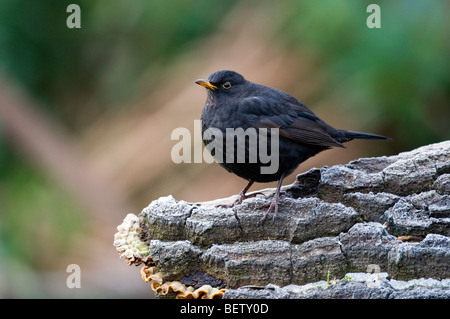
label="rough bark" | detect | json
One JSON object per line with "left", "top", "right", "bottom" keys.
{"left": 114, "top": 141, "right": 450, "bottom": 299}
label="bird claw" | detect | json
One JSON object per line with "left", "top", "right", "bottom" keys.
{"left": 257, "top": 201, "right": 278, "bottom": 226}
{"left": 257, "top": 193, "right": 285, "bottom": 225}
{"left": 218, "top": 192, "right": 260, "bottom": 209}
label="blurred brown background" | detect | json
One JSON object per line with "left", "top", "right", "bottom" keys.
{"left": 0, "top": 0, "right": 448, "bottom": 297}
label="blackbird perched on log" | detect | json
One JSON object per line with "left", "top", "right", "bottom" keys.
{"left": 196, "top": 70, "right": 388, "bottom": 223}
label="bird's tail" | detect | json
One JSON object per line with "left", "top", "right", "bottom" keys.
{"left": 337, "top": 130, "right": 391, "bottom": 143}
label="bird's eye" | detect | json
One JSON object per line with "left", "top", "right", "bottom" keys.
{"left": 222, "top": 82, "right": 231, "bottom": 89}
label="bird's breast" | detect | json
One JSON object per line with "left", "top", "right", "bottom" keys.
{"left": 201, "top": 103, "right": 248, "bottom": 131}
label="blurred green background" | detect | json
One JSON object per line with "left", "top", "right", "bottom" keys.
{"left": 0, "top": 0, "right": 448, "bottom": 298}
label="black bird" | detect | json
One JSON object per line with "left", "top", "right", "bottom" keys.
{"left": 196, "top": 70, "right": 388, "bottom": 223}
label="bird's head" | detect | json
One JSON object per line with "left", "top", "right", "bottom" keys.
{"left": 195, "top": 70, "right": 247, "bottom": 100}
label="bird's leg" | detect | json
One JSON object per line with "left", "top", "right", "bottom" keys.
{"left": 235, "top": 180, "right": 255, "bottom": 204}
{"left": 219, "top": 180, "right": 254, "bottom": 208}
{"left": 258, "top": 174, "right": 285, "bottom": 224}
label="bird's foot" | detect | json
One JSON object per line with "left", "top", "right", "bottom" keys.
{"left": 218, "top": 191, "right": 260, "bottom": 209}
{"left": 257, "top": 192, "right": 285, "bottom": 225}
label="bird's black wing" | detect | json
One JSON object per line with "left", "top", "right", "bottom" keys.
{"left": 238, "top": 95, "right": 344, "bottom": 148}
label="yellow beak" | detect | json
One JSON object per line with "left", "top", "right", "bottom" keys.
{"left": 195, "top": 79, "right": 218, "bottom": 90}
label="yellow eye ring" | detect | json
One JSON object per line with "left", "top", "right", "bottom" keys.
{"left": 222, "top": 82, "right": 231, "bottom": 89}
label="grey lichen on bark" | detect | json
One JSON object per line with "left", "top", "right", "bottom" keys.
{"left": 114, "top": 141, "right": 450, "bottom": 299}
